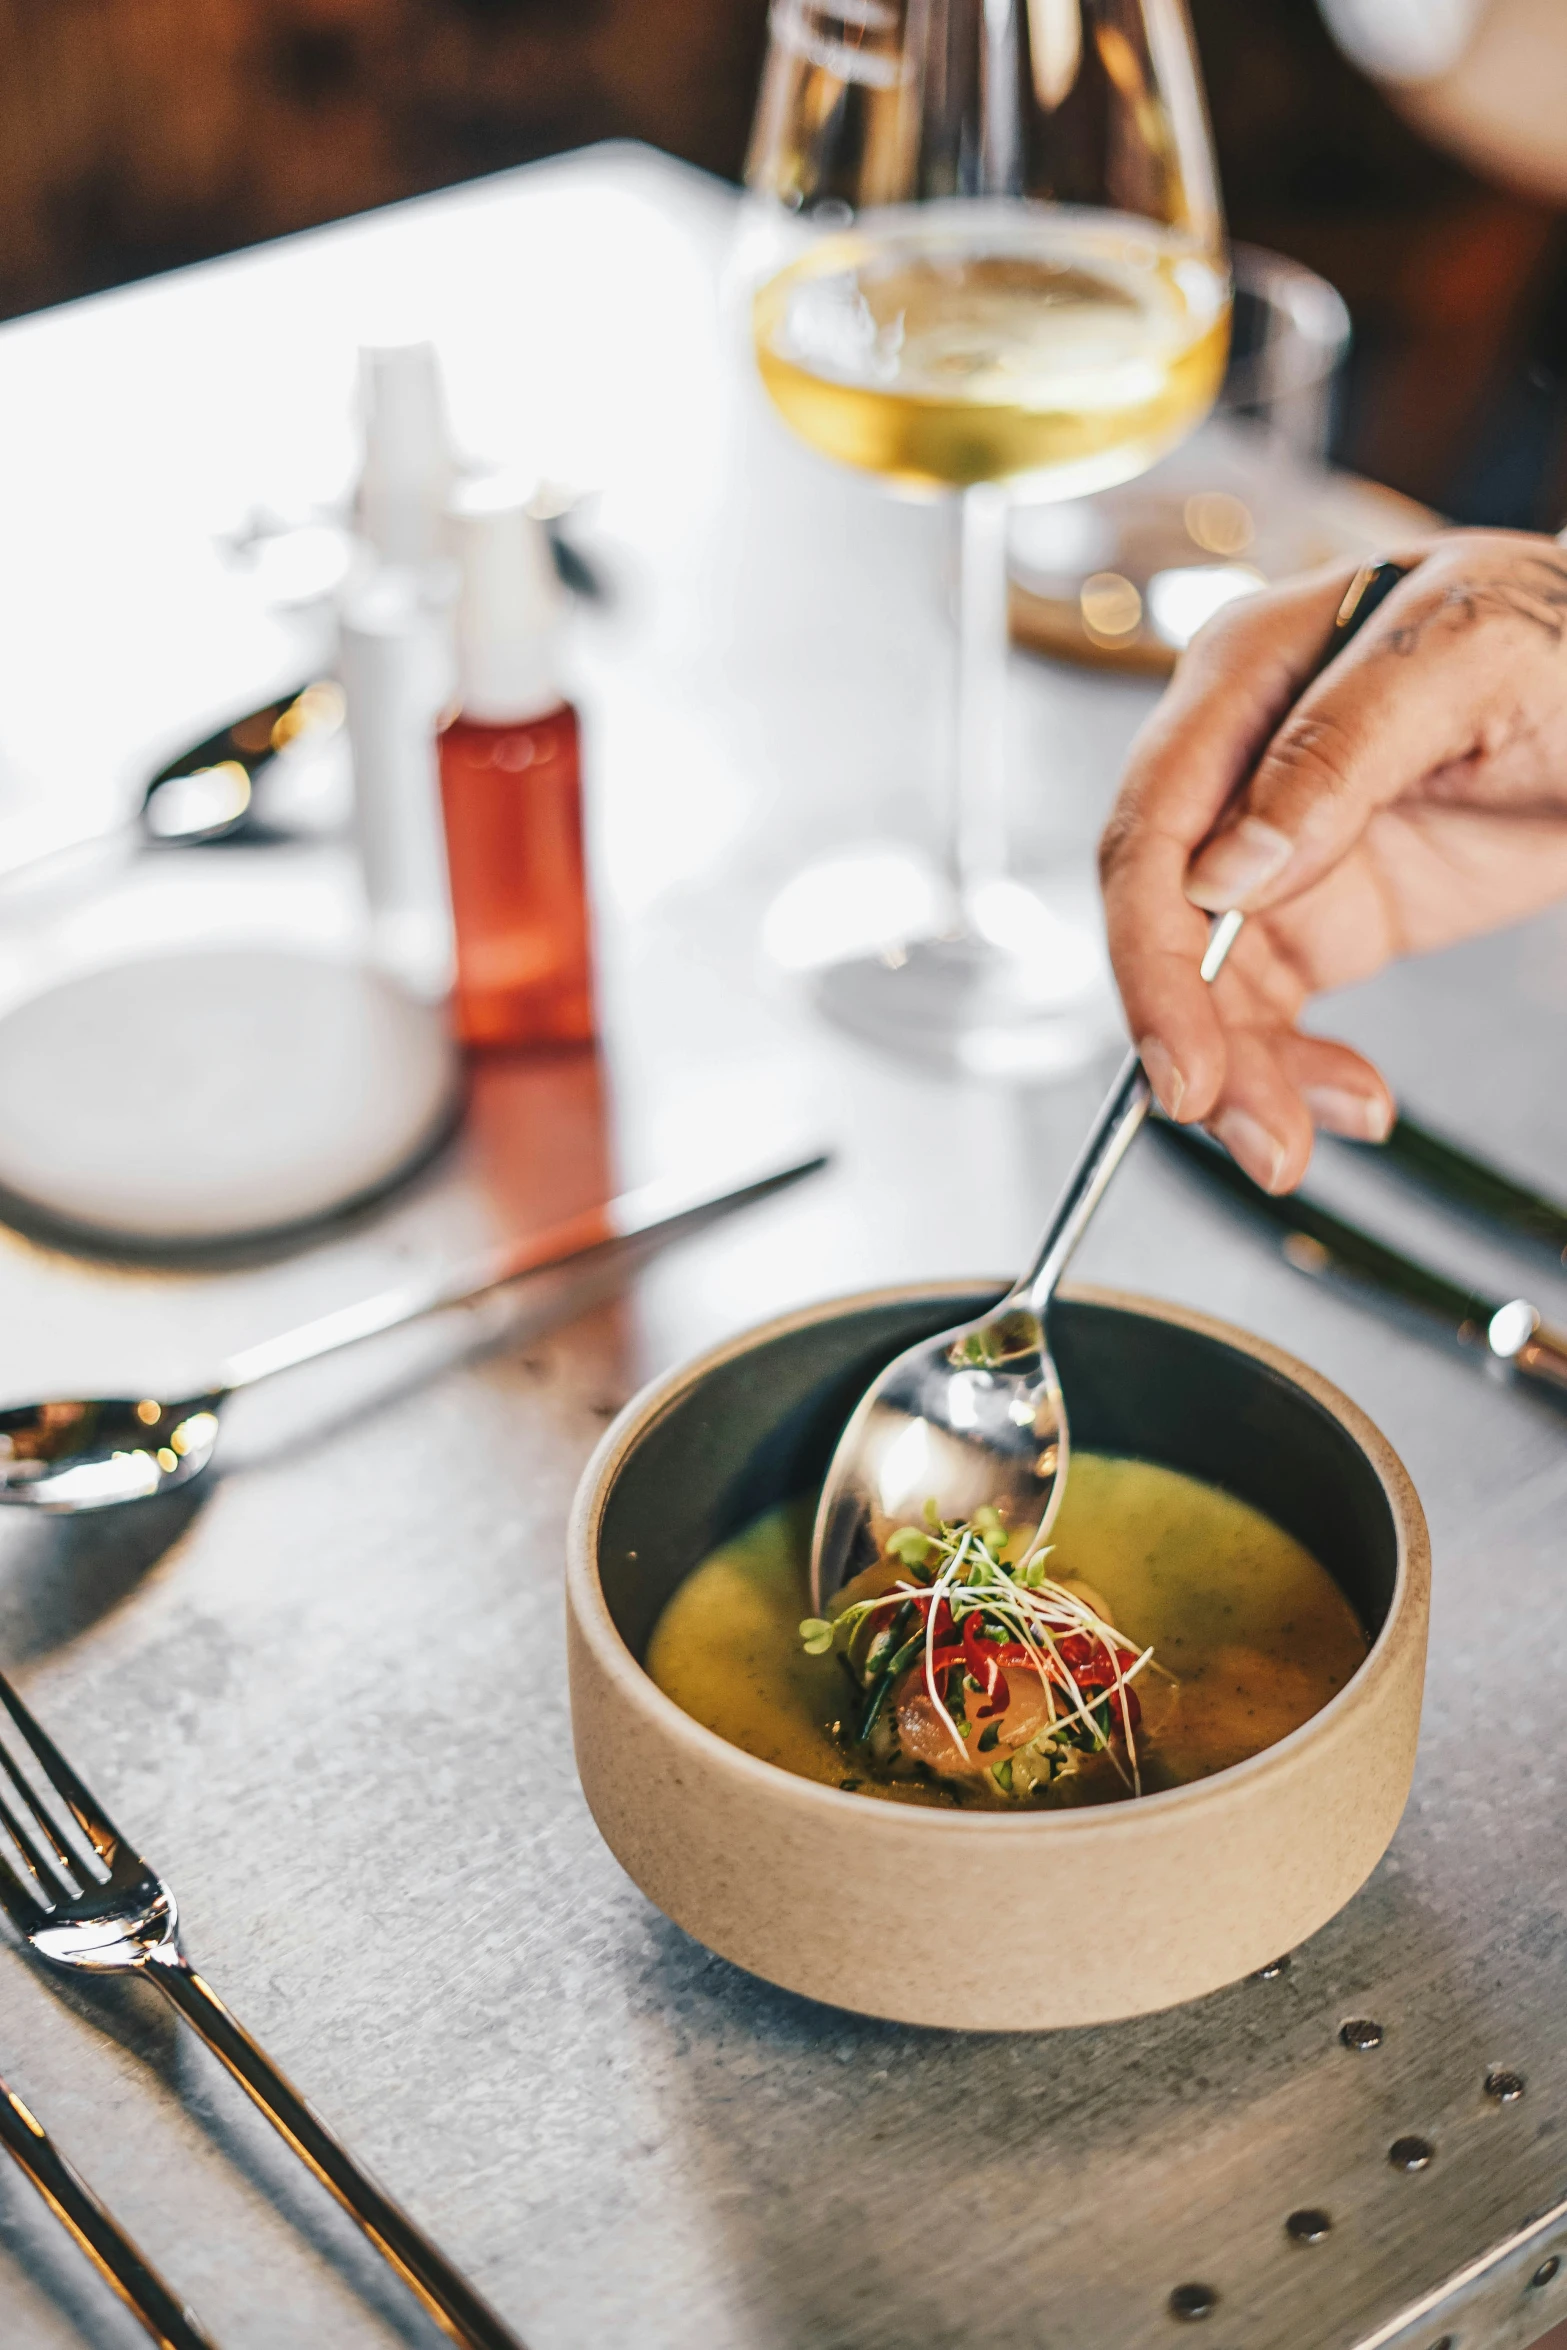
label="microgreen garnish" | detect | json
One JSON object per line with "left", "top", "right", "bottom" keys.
{"left": 800, "top": 1504, "right": 1158, "bottom": 1801}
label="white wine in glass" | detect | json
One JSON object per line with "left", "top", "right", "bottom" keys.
{"left": 755, "top": 208, "right": 1228, "bottom": 492}
{"left": 746, "top": 0, "right": 1230, "bottom": 1078}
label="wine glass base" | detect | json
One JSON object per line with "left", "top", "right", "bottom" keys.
{"left": 767, "top": 855, "right": 1119, "bottom": 1082}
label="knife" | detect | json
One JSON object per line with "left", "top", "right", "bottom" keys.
{"left": 1359, "top": 1111, "right": 1567, "bottom": 1264}
{"left": 1153, "top": 1117, "right": 1567, "bottom": 1398}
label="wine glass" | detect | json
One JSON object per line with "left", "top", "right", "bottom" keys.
{"left": 745, "top": 0, "right": 1230, "bottom": 1079}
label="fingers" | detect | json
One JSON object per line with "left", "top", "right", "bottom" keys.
{"left": 1185, "top": 533, "right": 1567, "bottom": 916}
{"left": 1202, "top": 1027, "right": 1315, "bottom": 1192}
{"left": 1105, "top": 837, "right": 1221, "bottom": 1120}
{"left": 1276, "top": 1031, "right": 1395, "bottom": 1144}
{"left": 1196, "top": 1027, "right": 1395, "bottom": 1193}
{"left": 1108, "top": 562, "right": 1370, "bottom": 856}
{"left": 1157, "top": 924, "right": 1394, "bottom": 1189}
{"left": 1196, "top": 925, "right": 1394, "bottom": 1187}
{"left": 1100, "top": 528, "right": 1565, "bottom": 1172}
{"left": 1101, "top": 561, "right": 1388, "bottom": 1123}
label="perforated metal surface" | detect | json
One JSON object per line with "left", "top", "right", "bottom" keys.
{"left": 0, "top": 148, "right": 1564, "bottom": 2350}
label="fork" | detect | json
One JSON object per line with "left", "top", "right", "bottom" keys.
{"left": 1, "top": 2066, "right": 217, "bottom": 2346}
{"left": 0, "top": 1670, "right": 523, "bottom": 2349}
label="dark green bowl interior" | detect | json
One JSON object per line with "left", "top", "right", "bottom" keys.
{"left": 598, "top": 1291, "right": 1399, "bottom": 1666}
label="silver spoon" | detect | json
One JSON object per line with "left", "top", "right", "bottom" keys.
{"left": 0, "top": 681, "right": 347, "bottom": 898}
{"left": 0, "top": 1150, "right": 826, "bottom": 1513}
{"left": 810, "top": 554, "right": 1412, "bottom": 1611}
{"left": 809, "top": 916, "right": 1243, "bottom": 1607}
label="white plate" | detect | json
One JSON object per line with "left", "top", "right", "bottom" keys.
{"left": 0, "top": 949, "right": 458, "bottom": 1246}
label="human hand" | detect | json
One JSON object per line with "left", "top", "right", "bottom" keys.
{"left": 1099, "top": 530, "right": 1567, "bottom": 1190}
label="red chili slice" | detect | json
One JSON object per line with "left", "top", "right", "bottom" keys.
{"left": 912, "top": 1591, "right": 1144, "bottom": 1739}
{"left": 958, "top": 1615, "right": 1016, "bottom": 1719}
{"left": 923, "top": 1640, "right": 966, "bottom": 1707}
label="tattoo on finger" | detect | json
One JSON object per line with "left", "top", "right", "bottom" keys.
{"left": 1379, "top": 556, "right": 1567, "bottom": 654}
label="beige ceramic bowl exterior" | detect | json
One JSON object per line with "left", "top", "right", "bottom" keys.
{"left": 566, "top": 1283, "right": 1430, "bottom": 2032}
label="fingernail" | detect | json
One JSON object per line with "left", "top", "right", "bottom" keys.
{"left": 1214, "top": 1107, "right": 1288, "bottom": 1191}
{"left": 1140, "top": 1036, "right": 1186, "bottom": 1118}
{"left": 1186, "top": 817, "right": 1296, "bottom": 911}
{"left": 1302, "top": 1084, "right": 1394, "bottom": 1143}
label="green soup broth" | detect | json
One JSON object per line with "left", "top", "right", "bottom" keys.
{"left": 646, "top": 1452, "right": 1368, "bottom": 1809}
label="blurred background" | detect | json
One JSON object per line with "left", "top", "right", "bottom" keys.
{"left": 6, "top": 0, "right": 1567, "bottom": 531}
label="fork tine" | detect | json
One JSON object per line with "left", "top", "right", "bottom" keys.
{"left": 0, "top": 1856, "right": 43, "bottom": 1932}
{"left": 0, "top": 1673, "right": 130, "bottom": 1871}
{"left": 0, "top": 1759, "right": 76, "bottom": 1899}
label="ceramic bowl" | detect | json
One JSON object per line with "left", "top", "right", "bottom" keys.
{"left": 566, "top": 1283, "right": 1429, "bottom": 2031}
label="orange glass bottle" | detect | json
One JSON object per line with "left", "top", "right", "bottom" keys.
{"left": 439, "top": 479, "right": 595, "bottom": 1048}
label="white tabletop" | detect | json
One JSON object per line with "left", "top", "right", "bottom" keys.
{"left": 2, "top": 143, "right": 1567, "bottom": 2350}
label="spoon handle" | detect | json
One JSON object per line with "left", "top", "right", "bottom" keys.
{"left": 1014, "top": 552, "right": 1413, "bottom": 1321}
{"left": 1016, "top": 911, "right": 1245, "bottom": 1315}
{"left": 219, "top": 1149, "right": 828, "bottom": 1392}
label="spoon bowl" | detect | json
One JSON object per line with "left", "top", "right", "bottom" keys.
{"left": 0, "top": 1396, "right": 222, "bottom": 1510}
{"left": 808, "top": 914, "right": 1241, "bottom": 1612}
{"left": 811, "top": 1302, "right": 1065, "bottom": 1602}
{"left": 806, "top": 1001, "right": 1190, "bottom": 1610}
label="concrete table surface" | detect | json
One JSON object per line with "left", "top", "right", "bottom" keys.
{"left": 0, "top": 143, "right": 1566, "bottom": 2350}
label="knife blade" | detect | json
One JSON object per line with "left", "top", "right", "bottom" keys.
{"left": 1153, "top": 1118, "right": 1567, "bottom": 1400}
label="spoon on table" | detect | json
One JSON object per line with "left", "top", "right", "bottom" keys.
{"left": 0, "top": 1148, "right": 827, "bottom": 1513}
{"left": 809, "top": 556, "right": 1409, "bottom": 1611}
{"left": 0, "top": 679, "right": 347, "bottom": 901}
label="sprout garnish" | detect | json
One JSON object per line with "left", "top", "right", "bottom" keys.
{"left": 800, "top": 1504, "right": 1158, "bottom": 1799}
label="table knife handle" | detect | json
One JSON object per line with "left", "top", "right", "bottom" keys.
{"left": 1516, "top": 1326, "right": 1567, "bottom": 1395}
{"left": 146, "top": 1949, "right": 523, "bottom": 2350}
{"left": 0, "top": 2074, "right": 217, "bottom": 2350}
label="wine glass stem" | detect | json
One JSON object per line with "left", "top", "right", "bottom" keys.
{"left": 952, "top": 479, "right": 1010, "bottom": 910}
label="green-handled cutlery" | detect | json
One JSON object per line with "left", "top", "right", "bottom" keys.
{"left": 1155, "top": 1119, "right": 1567, "bottom": 1397}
